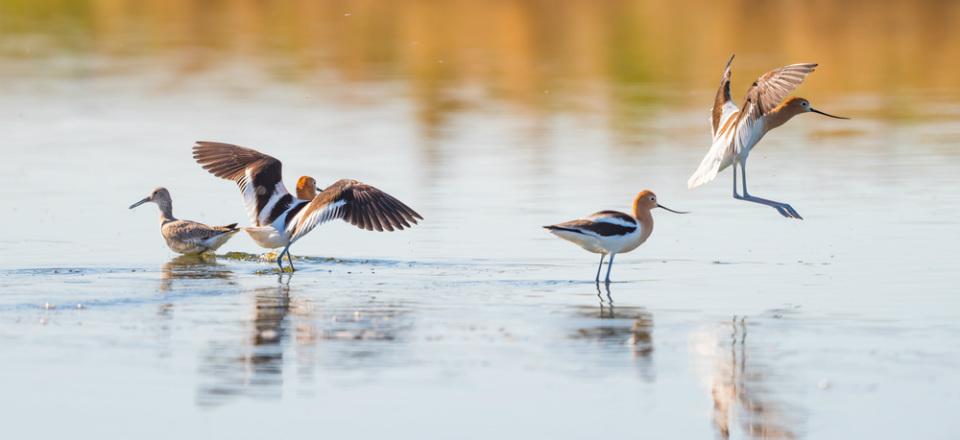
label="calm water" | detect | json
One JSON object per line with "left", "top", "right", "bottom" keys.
{"left": 2, "top": 1, "right": 959, "bottom": 438}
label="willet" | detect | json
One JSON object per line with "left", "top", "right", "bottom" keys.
{"left": 129, "top": 187, "right": 240, "bottom": 254}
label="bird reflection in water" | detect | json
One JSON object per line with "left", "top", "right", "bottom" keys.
{"left": 159, "top": 254, "right": 234, "bottom": 292}
{"left": 570, "top": 282, "right": 655, "bottom": 381}
{"left": 153, "top": 255, "right": 236, "bottom": 360}
{"left": 195, "top": 276, "right": 415, "bottom": 406}
{"left": 704, "top": 316, "right": 799, "bottom": 440}
{"left": 196, "top": 274, "right": 315, "bottom": 407}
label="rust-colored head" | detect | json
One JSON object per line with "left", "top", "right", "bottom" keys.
{"left": 632, "top": 189, "right": 687, "bottom": 218}
{"left": 296, "top": 176, "right": 317, "bottom": 199}
{"left": 633, "top": 190, "right": 659, "bottom": 213}
{"left": 779, "top": 97, "right": 848, "bottom": 120}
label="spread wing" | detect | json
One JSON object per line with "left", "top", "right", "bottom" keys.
{"left": 690, "top": 60, "right": 817, "bottom": 189}
{"left": 287, "top": 179, "right": 423, "bottom": 244}
{"left": 193, "top": 141, "right": 293, "bottom": 226}
{"left": 744, "top": 62, "right": 817, "bottom": 116}
{"left": 711, "top": 54, "right": 738, "bottom": 139}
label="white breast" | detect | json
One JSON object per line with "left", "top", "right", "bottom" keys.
{"left": 244, "top": 226, "right": 289, "bottom": 249}
{"left": 599, "top": 226, "right": 644, "bottom": 254}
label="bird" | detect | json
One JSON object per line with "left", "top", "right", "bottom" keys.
{"left": 192, "top": 141, "right": 423, "bottom": 271}
{"left": 687, "top": 54, "right": 848, "bottom": 219}
{"left": 129, "top": 187, "right": 241, "bottom": 255}
{"left": 544, "top": 190, "right": 687, "bottom": 283}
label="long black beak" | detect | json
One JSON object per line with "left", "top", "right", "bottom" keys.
{"left": 810, "top": 108, "right": 849, "bottom": 119}
{"left": 129, "top": 197, "right": 150, "bottom": 209}
{"left": 657, "top": 203, "right": 689, "bottom": 214}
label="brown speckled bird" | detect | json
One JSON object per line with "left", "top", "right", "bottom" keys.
{"left": 129, "top": 187, "right": 240, "bottom": 255}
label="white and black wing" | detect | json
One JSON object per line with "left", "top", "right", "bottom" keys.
{"left": 545, "top": 211, "right": 639, "bottom": 238}
{"left": 193, "top": 141, "right": 295, "bottom": 227}
{"left": 711, "top": 54, "right": 738, "bottom": 140}
{"left": 287, "top": 179, "right": 423, "bottom": 244}
{"left": 691, "top": 55, "right": 742, "bottom": 188}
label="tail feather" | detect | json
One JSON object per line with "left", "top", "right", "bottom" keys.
{"left": 688, "top": 136, "right": 734, "bottom": 189}
{"left": 687, "top": 156, "right": 721, "bottom": 189}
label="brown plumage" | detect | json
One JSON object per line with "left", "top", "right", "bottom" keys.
{"left": 291, "top": 178, "right": 423, "bottom": 241}
{"left": 193, "top": 141, "right": 283, "bottom": 183}
{"left": 193, "top": 141, "right": 286, "bottom": 226}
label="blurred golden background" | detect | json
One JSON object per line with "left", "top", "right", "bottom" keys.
{"left": 2, "top": 0, "right": 959, "bottom": 133}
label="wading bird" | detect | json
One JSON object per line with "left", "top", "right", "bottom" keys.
{"left": 687, "top": 55, "right": 848, "bottom": 219}
{"left": 544, "top": 190, "right": 686, "bottom": 283}
{"left": 129, "top": 187, "right": 240, "bottom": 254}
{"left": 192, "top": 142, "right": 422, "bottom": 271}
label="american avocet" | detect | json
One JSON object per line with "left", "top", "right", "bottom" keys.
{"left": 192, "top": 141, "right": 423, "bottom": 271}
{"left": 129, "top": 187, "right": 240, "bottom": 254}
{"left": 544, "top": 190, "right": 687, "bottom": 283}
{"left": 687, "top": 55, "right": 848, "bottom": 219}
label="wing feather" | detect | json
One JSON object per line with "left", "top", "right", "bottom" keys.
{"left": 287, "top": 179, "right": 422, "bottom": 244}
{"left": 545, "top": 218, "right": 637, "bottom": 237}
{"left": 192, "top": 141, "right": 292, "bottom": 226}
{"left": 746, "top": 63, "right": 817, "bottom": 115}
{"left": 711, "top": 54, "right": 738, "bottom": 138}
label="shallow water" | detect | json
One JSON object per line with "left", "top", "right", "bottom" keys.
{"left": 2, "top": 1, "right": 960, "bottom": 438}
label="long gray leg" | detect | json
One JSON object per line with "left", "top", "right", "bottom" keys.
{"left": 738, "top": 159, "right": 802, "bottom": 219}
{"left": 732, "top": 161, "right": 741, "bottom": 199}
{"left": 277, "top": 245, "right": 294, "bottom": 272}
{"left": 604, "top": 253, "right": 616, "bottom": 284}
{"left": 276, "top": 248, "right": 286, "bottom": 271}
{"left": 595, "top": 254, "right": 606, "bottom": 283}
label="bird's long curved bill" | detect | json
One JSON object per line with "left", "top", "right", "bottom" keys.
{"left": 657, "top": 203, "right": 689, "bottom": 214}
{"left": 811, "top": 108, "right": 849, "bottom": 119}
{"left": 129, "top": 197, "right": 149, "bottom": 209}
